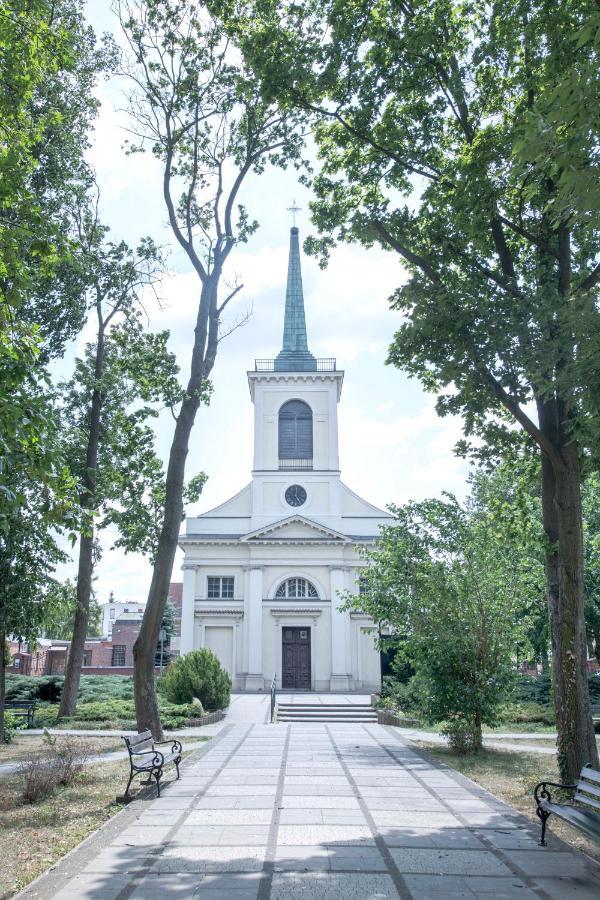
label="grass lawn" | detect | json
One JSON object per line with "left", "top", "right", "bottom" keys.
{"left": 415, "top": 741, "right": 600, "bottom": 864}
{"left": 0, "top": 734, "right": 122, "bottom": 764}
{"left": 0, "top": 741, "right": 208, "bottom": 899}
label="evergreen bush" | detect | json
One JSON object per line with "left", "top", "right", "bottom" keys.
{"left": 2, "top": 711, "right": 19, "bottom": 743}
{"left": 162, "top": 649, "right": 231, "bottom": 710}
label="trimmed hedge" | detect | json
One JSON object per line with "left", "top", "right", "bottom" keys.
{"left": 32, "top": 697, "right": 199, "bottom": 730}
{"left": 5, "top": 674, "right": 133, "bottom": 704}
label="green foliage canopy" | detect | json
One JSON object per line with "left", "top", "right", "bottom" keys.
{"left": 349, "top": 490, "right": 538, "bottom": 747}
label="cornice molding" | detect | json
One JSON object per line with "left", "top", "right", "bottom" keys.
{"left": 194, "top": 609, "right": 244, "bottom": 618}
{"left": 269, "top": 608, "right": 323, "bottom": 617}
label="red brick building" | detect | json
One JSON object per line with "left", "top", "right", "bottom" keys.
{"left": 7, "top": 583, "right": 183, "bottom": 677}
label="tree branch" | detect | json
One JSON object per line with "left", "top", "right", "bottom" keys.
{"left": 372, "top": 219, "right": 441, "bottom": 284}
{"left": 575, "top": 261, "right": 600, "bottom": 294}
{"left": 217, "top": 282, "right": 243, "bottom": 315}
{"left": 474, "top": 359, "right": 564, "bottom": 471}
{"left": 498, "top": 214, "right": 560, "bottom": 260}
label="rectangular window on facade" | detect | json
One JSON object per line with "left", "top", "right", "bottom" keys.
{"left": 111, "top": 645, "right": 126, "bottom": 667}
{"left": 109, "top": 608, "right": 116, "bottom": 619}
{"left": 359, "top": 575, "right": 368, "bottom": 595}
{"left": 207, "top": 576, "right": 235, "bottom": 599}
{"left": 82, "top": 650, "right": 92, "bottom": 667}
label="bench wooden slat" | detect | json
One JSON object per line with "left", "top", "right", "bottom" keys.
{"left": 577, "top": 780, "right": 600, "bottom": 800}
{"left": 574, "top": 791, "right": 600, "bottom": 811}
{"left": 546, "top": 803, "right": 600, "bottom": 842}
{"left": 130, "top": 739, "right": 154, "bottom": 753}
{"left": 581, "top": 766, "right": 600, "bottom": 785}
{"left": 128, "top": 730, "right": 153, "bottom": 748}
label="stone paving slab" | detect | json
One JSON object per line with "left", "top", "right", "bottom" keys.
{"left": 16, "top": 721, "right": 600, "bottom": 900}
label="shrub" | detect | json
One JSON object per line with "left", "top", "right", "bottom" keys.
{"left": 440, "top": 717, "right": 481, "bottom": 754}
{"left": 2, "top": 711, "right": 20, "bottom": 743}
{"left": 78, "top": 675, "right": 133, "bottom": 703}
{"left": 5, "top": 674, "right": 134, "bottom": 706}
{"left": 5, "top": 675, "right": 63, "bottom": 704}
{"left": 43, "top": 732, "right": 92, "bottom": 785}
{"left": 20, "top": 756, "right": 62, "bottom": 803}
{"left": 382, "top": 674, "right": 423, "bottom": 713}
{"left": 162, "top": 649, "right": 231, "bottom": 710}
{"left": 510, "top": 674, "right": 552, "bottom": 705}
{"left": 19, "top": 734, "right": 92, "bottom": 803}
{"left": 500, "top": 701, "right": 556, "bottom": 726}
{"left": 66, "top": 699, "right": 135, "bottom": 723}
{"left": 32, "top": 703, "right": 60, "bottom": 728}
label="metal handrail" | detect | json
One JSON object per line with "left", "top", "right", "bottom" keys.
{"left": 270, "top": 673, "right": 277, "bottom": 723}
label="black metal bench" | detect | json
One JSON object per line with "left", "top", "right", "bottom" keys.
{"left": 121, "top": 730, "right": 182, "bottom": 799}
{"left": 534, "top": 765, "right": 600, "bottom": 845}
{"left": 5, "top": 700, "right": 36, "bottom": 728}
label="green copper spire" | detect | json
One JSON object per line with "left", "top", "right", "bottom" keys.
{"left": 274, "top": 227, "right": 316, "bottom": 372}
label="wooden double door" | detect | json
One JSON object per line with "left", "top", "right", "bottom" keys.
{"left": 282, "top": 627, "right": 311, "bottom": 690}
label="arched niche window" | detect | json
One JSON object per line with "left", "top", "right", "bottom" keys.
{"left": 275, "top": 577, "right": 319, "bottom": 600}
{"left": 278, "top": 399, "right": 313, "bottom": 463}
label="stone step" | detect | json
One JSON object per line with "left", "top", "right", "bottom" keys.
{"left": 278, "top": 703, "right": 374, "bottom": 709}
{"left": 277, "top": 708, "right": 376, "bottom": 715}
{"left": 277, "top": 716, "right": 377, "bottom": 723}
{"left": 277, "top": 702, "right": 378, "bottom": 723}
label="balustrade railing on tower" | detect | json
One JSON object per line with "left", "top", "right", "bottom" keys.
{"left": 254, "top": 358, "right": 336, "bottom": 372}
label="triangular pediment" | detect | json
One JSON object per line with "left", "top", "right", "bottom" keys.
{"left": 241, "top": 515, "right": 349, "bottom": 543}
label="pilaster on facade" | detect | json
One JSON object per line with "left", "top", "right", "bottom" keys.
{"left": 180, "top": 565, "right": 196, "bottom": 655}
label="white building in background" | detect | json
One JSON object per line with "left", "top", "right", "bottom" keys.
{"left": 179, "top": 227, "right": 392, "bottom": 692}
{"left": 100, "top": 594, "right": 145, "bottom": 638}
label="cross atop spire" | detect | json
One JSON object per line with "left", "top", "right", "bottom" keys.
{"left": 287, "top": 198, "right": 302, "bottom": 227}
{"left": 274, "top": 226, "right": 317, "bottom": 372}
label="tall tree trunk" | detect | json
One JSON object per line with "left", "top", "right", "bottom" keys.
{"left": 58, "top": 327, "right": 104, "bottom": 718}
{"left": 133, "top": 396, "right": 199, "bottom": 738}
{"left": 554, "top": 440, "right": 598, "bottom": 778}
{"left": 0, "top": 630, "right": 6, "bottom": 745}
{"left": 472, "top": 707, "right": 482, "bottom": 752}
{"left": 134, "top": 279, "right": 219, "bottom": 738}
{"left": 538, "top": 397, "right": 598, "bottom": 780}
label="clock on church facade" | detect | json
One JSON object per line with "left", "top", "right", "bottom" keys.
{"left": 178, "top": 226, "right": 392, "bottom": 692}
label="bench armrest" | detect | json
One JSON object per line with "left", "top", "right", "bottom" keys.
{"left": 534, "top": 780, "right": 577, "bottom": 807}
{"left": 130, "top": 748, "right": 165, "bottom": 767}
{"left": 155, "top": 738, "right": 183, "bottom": 754}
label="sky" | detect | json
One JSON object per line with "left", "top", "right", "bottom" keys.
{"left": 66, "top": 1, "right": 470, "bottom": 604}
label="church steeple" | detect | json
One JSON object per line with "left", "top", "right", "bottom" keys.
{"left": 274, "top": 227, "right": 317, "bottom": 372}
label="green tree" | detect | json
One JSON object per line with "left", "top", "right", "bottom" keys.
{"left": 155, "top": 600, "right": 176, "bottom": 668}
{"left": 351, "top": 492, "right": 535, "bottom": 751}
{"left": 1, "top": 1, "right": 110, "bottom": 353}
{"left": 227, "top": 0, "right": 600, "bottom": 780}
{"left": 116, "top": 0, "right": 303, "bottom": 737}
{"left": 0, "top": 1, "right": 107, "bottom": 739}
{"left": 0, "top": 484, "right": 76, "bottom": 742}
{"left": 57, "top": 218, "right": 193, "bottom": 717}
{"left": 40, "top": 580, "right": 102, "bottom": 640}
{"left": 583, "top": 474, "right": 600, "bottom": 662}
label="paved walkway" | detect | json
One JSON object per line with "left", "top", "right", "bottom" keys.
{"left": 20, "top": 722, "right": 600, "bottom": 899}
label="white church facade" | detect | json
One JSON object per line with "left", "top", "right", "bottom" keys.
{"left": 179, "top": 227, "right": 392, "bottom": 692}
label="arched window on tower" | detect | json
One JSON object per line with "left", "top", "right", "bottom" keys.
{"left": 278, "top": 399, "right": 313, "bottom": 470}
{"left": 275, "top": 578, "right": 319, "bottom": 600}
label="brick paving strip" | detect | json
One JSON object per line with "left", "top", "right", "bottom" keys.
{"left": 15, "top": 721, "right": 600, "bottom": 900}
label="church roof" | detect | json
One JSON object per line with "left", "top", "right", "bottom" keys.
{"left": 274, "top": 227, "right": 317, "bottom": 372}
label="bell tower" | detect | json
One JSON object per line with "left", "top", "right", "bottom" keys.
{"left": 247, "top": 226, "right": 344, "bottom": 529}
